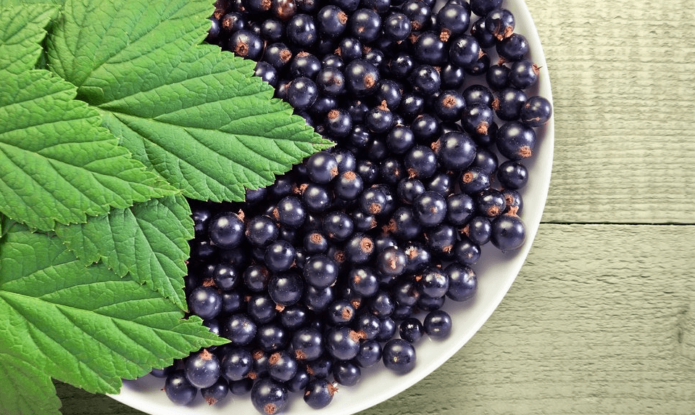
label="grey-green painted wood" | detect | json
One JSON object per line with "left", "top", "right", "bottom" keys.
{"left": 57, "top": 225, "right": 695, "bottom": 414}
{"left": 55, "top": 0, "right": 695, "bottom": 413}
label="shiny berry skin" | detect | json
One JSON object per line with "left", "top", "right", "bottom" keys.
{"left": 229, "top": 29, "right": 264, "bottom": 60}
{"left": 280, "top": 305, "right": 309, "bottom": 330}
{"left": 409, "top": 65, "right": 441, "bottom": 95}
{"left": 286, "top": 13, "right": 317, "bottom": 47}
{"left": 437, "top": 4, "right": 470, "bottom": 40}
{"left": 366, "top": 103, "right": 395, "bottom": 133}
{"left": 209, "top": 212, "right": 244, "bottom": 249}
{"left": 316, "top": 67, "right": 346, "bottom": 97}
{"left": 410, "top": 114, "right": 440, "bottom": 143}
{"left": 413, "top": 191, "right": 447, "bottom": 227}
{"left": 354, "top": 339, "right": 381, "bottom": 367}
{"left": 403, "top": 0, "right": 431, "bottom": 31}
{"left": 288, "top": 76, "right": 319, "bottom": 110}
{"left": 434, "top": 132, "right": 477, "bottom": 170}
{"left": 463, "top": 84, "right": 494, "bottom": 108}
{"left": 431, "top": 90, "right": 464, "bottom": 122}
{"left": 345, "top": 233, "right": 376, "bottom": 264}
{"left": 465, "top": 215, "right": 492, "bottom": 245}
{"left": 244, "top": 265, "right": 270, "bottom": 293}
{"left": 230, "top": 378, "right": 253, "bottom": 395}
{"left": 151, "top": 365, "right": 173, "bottom": 378}
{"left": 404, "top": 145, "right": 437, "bottom": 179}
{"left": 425, "top": 224, "right": 457, "bottom": 259}
{"left": 377, "top": 246, "right": 407, "bottom": 276}
{"left": 461, "top": 103, "right": 493, "bottom": 135}
{"left": 496, "top": 121, "right": 537, "bottom": 161}
{"left": 350, "top": 8, "right": 382, "bottom": 43}
{"left": 359, "top": 186, "right": 388, "bottom": 216}
{"left": 303, "top": 231, "right": 328, "bottom": 254}
{"left": 491, "top": 213, "right": 526, "bottom": 251}
{"left": 222, "top": 291, "right": 244, "bottom": 314}
{"left": 376, "top": 317, "right": 397, "bottom": 342}
{"left": 264, "top": 240, "right": 296, "bottom": 272}
{"left": 221, "top": 10, "right": 247, "bottom": 35}
{"left": 459, "top": 167, "right": 490, "bottom": 194}
{"left": 287, "top": 370, "right": 310, "bottom": 393}
{"left": 465, "top": 53, "right": 490, "bottom": 76}
{"left": 244, "top": 296, "right": 274, "bottom": 324}
{"left": 487, "top": 64, "right": 511, "bottom": 91}
{"left": 251, "top": 378, "right": 289, "bottom": 415}
{"left": 336, "top": 36, "right": 363, "bottom": 62}
{"left": 304, "top": 378, "right": 338, "bottom": 409}
{"left": 189, "top": 287, "right": 222, "bottom": 320}
{"left": 399, "top": 318, "right": 424, "bottom": 343}
{"left": 521, "top": 96, "right": 553, "bottom": 127}
{"left": 379, "top": 158, "right": 404, "bottom": 185}
{"left": 201, "top": 377, "right": 229, "bottom": 406}
{"left": 446, "top": 193, "right": 474, "bottom": 226}
{"left": 437, "top": 64, "right": 464, "bottom": 91}
{"left": 220, "top": 347, "right": 253, "bottom": 381}
{"left": 369, "top": 290, "right": 395, "bottom": 317}
{"left": 257, "top": 323, "right": 289, "bottom": 352}
{"left": 498, "top": 160, "right": 528, "bottom": 190}
{"left": 397, "top": 178, "right": 425, "bottom": 204}
{"left": 470, "top": 17, "right": 496, "bottom": 48}
{"left": 497, "top": 33, "right": 529, "bottom": 61}
{"left": 304, "top": 254, "right": 339, "bottom": 288}
{"left": 213, "top": 264, "right": 240, "bottom": 291}
{"left": 317, "top": 5, "right": 348, "bottom": 38}
{"left": 291, "top": 327, "right": 323, "bottom": 361}
{"left": 302, "top": 183, "right": 332, "bottom": 212}
{"left": 471, "top": 147, "right": 499, "bottom": 176}
{"left": 485, "top": 8, "right": 515, "bottom": 40}
{"left": 185, "top": 349, "right": 220, "bottom": 389}
{"left": 333, "top": 360, "right": 361, "bottom": 386}
{"left": 326, "top": 326, "right": 362, "bottom": 360}
{"left": 267, "top": 351, "right": 298, "bottom": 382}
{"left": 289, "top": 52, "right": 321, "bottom": 79}
{"left": 268, "top": 272, "right": 304, "bottom": 306}
{"left": 387, "top": 206, "right": 421, "bottom": 240}
{"left": 453, "top": 237, "right": 481, "bottom": 265}
{"left": 264, "top": 43, "right": 293, "bottom": 71}
{"left": 494, "top": 87, "right": 528, "bottom": 121}
{"left": 254, "top": 61, "right": 279, "bottom": 87}
{"left": 354, "top": 312, "right": 381, "bottom": 340}
{"left": 449, "top": 35, "right": 481, "bottom": 69}
{"left": 246, "top": 216, "right": 279, "bottom": 248}
{"left": 348, "top": 267, "right": 379, "bottom": 297}
{"left": 417, "top": 293, "right": 445, "bottom": 311}
{"left": 424, "top": 310, "right": 452, "bottom": 338}
{"left": 446, "top": 263, "right": 477, "bottom": 301}
{"left": 413, "top": 31, "right": 446, "bottom": 65}
{"left": 261, "top": 18, "right": 285, "bottom": 41}
{"left": 417, "top": 266, "right": 449, "bottom": 298}
{"left": 224, "top": 314, "right": 257, "bottom": 345}
{"left": 321, "top": 211, "right": 353, "bottom": 241}
{"left": 382, "top": 338, "right": 416, "bottom": 373}
{"left": 165, "top": 371, "right": 197, "bottom": 405}
{"left": 470, "top": 0, "right": 502, "bottom": 16}
{"left": 307, "top": 151, "right": 339, "bottom": 184}
{"left": 476, "top": 189, "right": 506, "bottom": 218}
{"left": 383, "top": 12, "right": 411, "bottom": 41}
{"left": 345, "top": 59, "right": 380, "bottom": 96}
{"left": 389, "top": 53, "right": 416, "bottom": 80}
{"left": 509, "top": 60, "right": 539, "bottom": 89}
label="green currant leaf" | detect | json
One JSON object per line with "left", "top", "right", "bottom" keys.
{"left": 0, "top": 226, "right": 227, "bottom": 395}
{"left": 47, "top": 0, "right": 332, "bottom": 202}
{"left": 0, "top": 5, "right": 58, "bottom": 74}
{"left": 0, "top": 70, "right": 177, "bottom": 231}
{"left": 0, "top": 353, "right": 62, "bottom": 415}
{"left": 55, "top": 195, "right": 194, "bottom": 311}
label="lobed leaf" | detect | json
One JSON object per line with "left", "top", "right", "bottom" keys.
{"left": 0, "top": 5, "right": 58, "bottom": 74}
{"left": 0, "top": 227, "right": 227, "bottom": 395}
{"left": 0, "top": 70, "right": 176, "bottom": 231}
{"left": 55, "top": 195, "right": 194, "bottom": 310}
{"left": 48, "top": 0, "right": 332, "bottom": 202}
{"left": 0, "top": 353, "right": 62, "bottom": 415}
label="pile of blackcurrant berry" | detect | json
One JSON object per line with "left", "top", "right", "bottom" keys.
{"left": 154, "top": 0, "right": 553, "bottom": 413}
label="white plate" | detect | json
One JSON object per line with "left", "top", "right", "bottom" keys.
{"left": 111, "top": 0, "right": 554, "bottom": 413}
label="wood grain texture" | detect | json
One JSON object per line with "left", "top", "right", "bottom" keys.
{"left": 56, "top": 224, "right": 695, "bottom": 414}
{"left": 530, "top": 0, "right": 695, "bottom": 223}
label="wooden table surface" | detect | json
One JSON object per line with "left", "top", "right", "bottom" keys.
{"left": 56, "top": 0, "right": 695, "bottom": 413}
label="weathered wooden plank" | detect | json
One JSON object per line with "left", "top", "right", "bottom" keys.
{"left": 56, "top": 224, "right": 695, "bottom": 414}
{"left": 527, "top": 0, "right": 695, "bottom": 223}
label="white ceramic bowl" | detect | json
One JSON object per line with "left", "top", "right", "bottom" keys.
{"left": 112, "top": 0, "right": 554, "bottom": 413}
